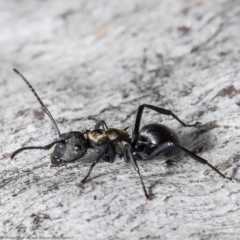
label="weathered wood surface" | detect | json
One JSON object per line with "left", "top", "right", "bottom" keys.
{"left": 1, "top": 0, "right": 240, "bottom": 239}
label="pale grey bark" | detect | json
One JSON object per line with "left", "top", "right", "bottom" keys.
{"left": 1, "top": 0, "right": 240, "bottom": 239}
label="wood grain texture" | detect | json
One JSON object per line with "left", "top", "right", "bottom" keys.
{"left": 1, "top": 0, "right": 240, "bottom": 239}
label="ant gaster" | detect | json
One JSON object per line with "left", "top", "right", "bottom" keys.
{"left": 12, "top": 68, "right": 238, "bottom": 199}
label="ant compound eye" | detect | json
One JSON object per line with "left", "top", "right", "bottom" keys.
{"left": 74, "top": 145, "right": 82, "bottom": 151}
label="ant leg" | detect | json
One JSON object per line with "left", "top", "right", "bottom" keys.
{"left": 95, "top": 120, "right": 129, "bottom": 132}
{"left": 173, "top": 143, "right": 236, "bottom": 181}
{"left": 133, "top": 152, "right": 143, "bottom": 160}
{"left": 131, "top": 104, "right": 199, "bottom": 148}
{"left": 144, "top": 141, "right": 237, "bottom": 182}
{"left": 102, "top": 142, "right": 116, "bottom": 163}
{"left": 11, "top": 140, "right": 60, "bottom": 159}
{"left": 94, "top": 120, "right": 108, "bottom": 130}
{"left": 79, "top": 142, "right": 116, "bottom": 185}
{"left": 144, "top": 142, "right": 173, "bottom": 160}
{"left": 124, "top": 144, "right": 149, "bottom": 199}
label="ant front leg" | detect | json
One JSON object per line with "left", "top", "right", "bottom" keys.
{"left": 78, "top": 141, "right": 116, "bottom": 186}
{"left": 131, "top": 104, "right": 199, "bottom": 148}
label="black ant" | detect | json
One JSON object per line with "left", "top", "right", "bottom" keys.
{"left": 12, "top": 68, "right": 238, "bottom": 199}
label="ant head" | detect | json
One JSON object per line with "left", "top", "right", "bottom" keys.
{"left": 12, "top": 69, "right": 89, "bottom": 164}
{"left": 51, "top": 132, "right": 88, "bottom": 164}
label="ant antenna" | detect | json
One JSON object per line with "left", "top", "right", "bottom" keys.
{"left": 13, "top": 68, "right": 61, "bottom": 136}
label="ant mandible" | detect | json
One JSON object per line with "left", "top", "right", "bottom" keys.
{"left": 11, "top": 68, "right": 238, "bottom": 199}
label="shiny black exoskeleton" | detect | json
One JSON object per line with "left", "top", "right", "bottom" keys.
{"left": 136, "top": 124, "right": 180, "bottom": 156}
{"left": 12, "top": 69, "right": 238, "bottom": 200}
